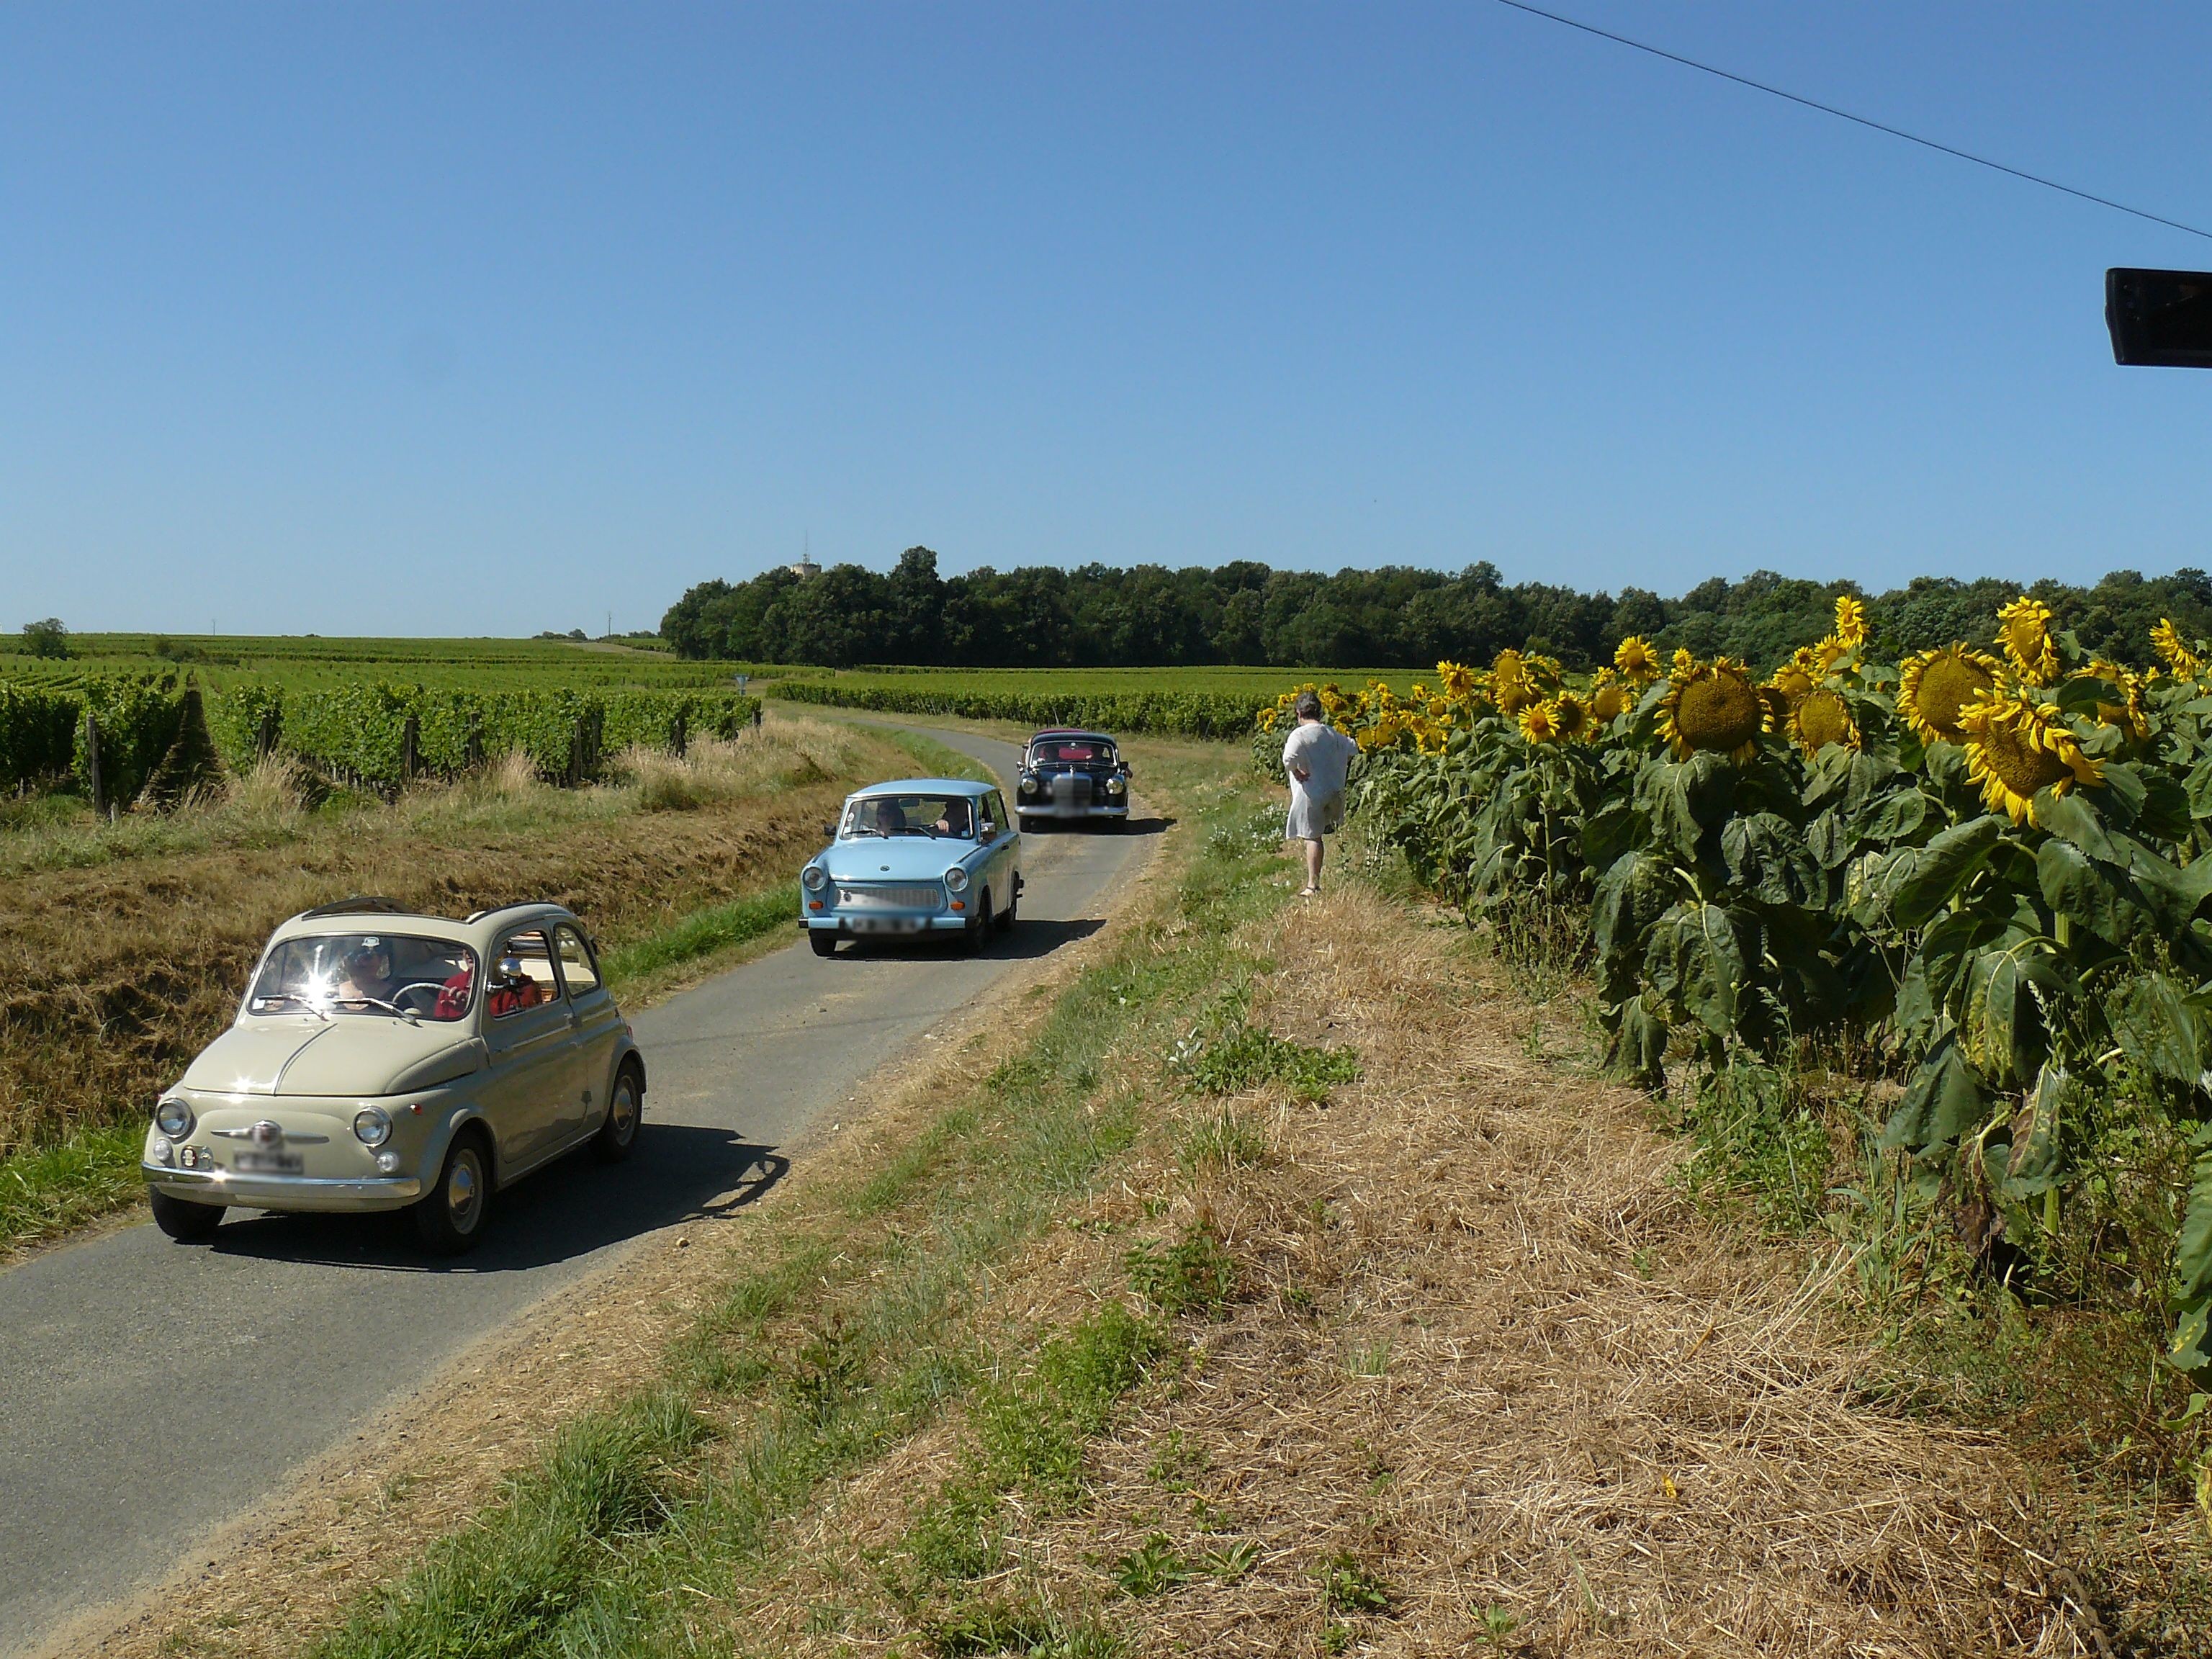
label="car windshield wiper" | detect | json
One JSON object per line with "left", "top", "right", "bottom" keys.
{"left": 330, "top": 994, "right": 420, "bottom": 1025}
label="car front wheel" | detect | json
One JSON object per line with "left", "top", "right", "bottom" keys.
{"left": 149, "top": 1187, "right": 225, "bottom": 1241}
{"left": 414, "top": 1131, "right": 491, "bottom": 1256}
{"left": 963, "top": 889, "right": 992, "bottom": 953}
{"left": 809, "top": 929, "right": 839, "bottom": 957}
{"left": 594, "top": 1064, "right": 642, "bottom": 1163}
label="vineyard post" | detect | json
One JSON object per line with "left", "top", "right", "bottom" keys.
{"left": 671, "top": 707, "right": 687, "bottom": 758}
{"left": 84, "top": 711, "right": 104, "bottom": 816}
{"left": 466, "top": 711, "right": 484, "bottom": 771}
{"left": 567, "top": 716, "right": 586, "bottom": 788}
{"left": 401, "top": 714, "right": 420, "bottom": 784}
{"left": 256, "top": 704, "right": 279, "bottom": 759}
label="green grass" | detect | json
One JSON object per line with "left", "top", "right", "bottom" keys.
{"left": 306, "top": 746, "right": 1293, "bottom": 1659}
{"left": 0, "top": 1121, "right": 146, "bottom": 1253}
{"left": 599, "top": 883, "right": 801, "bottom": 989}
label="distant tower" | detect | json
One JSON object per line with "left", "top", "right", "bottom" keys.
{"left": 788, "top": 531, "right": 820, "bottom": 581}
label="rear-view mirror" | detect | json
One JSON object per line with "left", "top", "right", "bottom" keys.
{"left": 2108, "top": 268, "right": 2212, "bottom": 367}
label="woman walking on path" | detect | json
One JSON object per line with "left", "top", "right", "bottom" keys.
{"left": 1281, "top": 691, "right": 1358, "bottom": 896}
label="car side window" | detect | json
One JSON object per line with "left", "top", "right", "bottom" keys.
{"left": 985, "top": 791, "right": 1007, "bottom": 835}
{"left": 488, "top": 929, "right": 560, "bottom": 1020}
{"left": 554, "top": 925, "right": 602, "bottom": 996}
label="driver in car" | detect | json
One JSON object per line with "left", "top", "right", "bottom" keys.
{"left": 338, "top": 940, "right": 399, "bottom": 1007}
{"left": 935, "top": 798, "right": 972, "bottom": 837}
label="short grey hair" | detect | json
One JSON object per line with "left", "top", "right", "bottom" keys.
{"left": 1292, "top": 691, "right": 1324, "bottom": 721}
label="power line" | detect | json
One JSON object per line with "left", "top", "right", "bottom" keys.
{"left": 1491, "top": 0, "right": 2212, "bottom": 242}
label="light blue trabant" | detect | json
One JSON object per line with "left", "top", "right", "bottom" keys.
{"left": 801, "top": 778, "right": 1022, "bottom": 956}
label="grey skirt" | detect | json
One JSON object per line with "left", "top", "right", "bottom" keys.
{"left": 1285, "top": 786, "right": 1344, "bottom": 840}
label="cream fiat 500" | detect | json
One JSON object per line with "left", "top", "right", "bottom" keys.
{"left": 143, "top": 899, "right": 645, "bottom": 1254}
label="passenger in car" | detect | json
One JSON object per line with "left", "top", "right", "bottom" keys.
{"left": 338, "top": 940, "right": 399, "bottom": 1007}
{"left": 487, "top": 953, "right": 548, "bottom": 1018}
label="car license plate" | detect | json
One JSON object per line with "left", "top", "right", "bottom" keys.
{"left": 233, "top": 1151, "right": 305, "bottom": 1174}
{"left": 850, "top": 917, "right": 925, "bottom": 935}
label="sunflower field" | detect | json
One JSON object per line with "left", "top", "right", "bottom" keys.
{"left": 1262, "top": 598, "right": 2212, "bottom": 1378}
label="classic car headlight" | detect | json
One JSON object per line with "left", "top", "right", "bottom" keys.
{"left": 155, "top": 1097, "right": 194, "bottom": 1138}
{"left": 943, "top": 866, "right": 969, "bottom": 894}
{"left": 802, "top": 863, "right": 829, "bottom": 891}
{"left": 1017, "top": 775, "right": 1039, "bottom": 798}
{"left": 354, "top": 1106, "right": 393, "bottom": 1147}
{"left": 1107, "top": 775, "right": 1126, "bottom": 794}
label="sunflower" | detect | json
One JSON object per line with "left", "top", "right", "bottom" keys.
{"left": 2152, "top": 618, "right": 2204, "bottom": 680}
{"left": 1956, "top": 693, "right": 2103, "bottom": 825}
{"left": 1833, "top": 595, "right": 1869, "bottom": 649}
{"left": 1437, "top": 660, "right": 1476, "bottom": 701}
{"left": 1814, "top": 634, "right": 1851, "bottom": 673}
{"left": 2078, "top": 658, "right": 2148, "bottom": 740}
{"left": 1615, "top": 635, "right": 1662, "bottom": 683}
{"left": 1589, "top": 671, "right": 1634, "bottom": 722}
{"left": 1426, "top": 696, "right": 1448, "bottom": 719}
{"left": 1788, "top": 685, "right": 1861, "bottom": 756}
{"left": 1408, "top": 682, "right": 1431, "bottom": 703}
{"left": 1658, "top": 658, "right": 1769, "bottom": 761}
{"left": 1519, "top": 701, "right": 1562, "bottom": 744}
{"left": 1768, "top": 646, "right": 1820, "bottom": 706}
{"left": 1897, "top": 644, "right": 2003, "bottom": 745}
{"left": 1671, "top": 647, "right": 1696, "bottom": 678}
{"left": 1996, "top": 595, "right": 2060, "bottom": 684}
{"left": 1415, "top": 719, "right": 1447, "bottom": 756}
{"left": 1550, "top": 693, "right": 1594, "bottom": 742}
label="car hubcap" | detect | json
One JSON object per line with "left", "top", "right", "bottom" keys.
{"left": 611, "top": 1083, "right": 637, "bottom": 1141}
{"left": 447, "top": 1153, "right": 482, "bottom": 1230}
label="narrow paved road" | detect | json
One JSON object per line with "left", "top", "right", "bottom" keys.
{"left": 0, "top": 724, "right": 1156, "bottom": 1658}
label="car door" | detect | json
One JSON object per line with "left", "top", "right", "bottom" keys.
{"left": 552, "top": 924, "right": 619, "bottom": 1147}
{"left": 981, "top": 790, "right": 1017, "bottom": 912}
{"left": 480, "top": 927, "right": 575, "bottom": 1171}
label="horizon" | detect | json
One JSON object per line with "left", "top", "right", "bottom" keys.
{"left": 7, "top": 2, "right": 2211, "bottom": 634}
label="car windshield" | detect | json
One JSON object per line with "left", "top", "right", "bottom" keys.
{"left": 839, "top": 793, "right": 976, "bottom": 840}
{"left": 248, "top": 933, "right": 480, "bottom": 1021}
{"left": 1033, "top": 741, "right": 1112, "bottom": 765}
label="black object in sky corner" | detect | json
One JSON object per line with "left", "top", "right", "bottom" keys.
{"left": 2108, "top": 268, "right": 2212, "bottom": 367}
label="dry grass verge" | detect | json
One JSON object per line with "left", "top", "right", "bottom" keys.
{"left": 733, "top": 889, "right": 2131, "bottom": 1656}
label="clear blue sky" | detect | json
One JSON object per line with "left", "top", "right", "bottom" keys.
{"left": 4, "top": 1, "right": 2209, "bottom": 636}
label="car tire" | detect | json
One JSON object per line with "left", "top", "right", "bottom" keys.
{"left": 1001, "top": 887, "right": 1017, "bottom": 930}
{"left": 148, "top": 1187, "right": 225, "bottom": 1242}
{"left": 594, "top": 1063, "right": 643, "bottom": 1164}
{"left": 414, "top": 1129, "right": 491, "bottom": 1256}
{"left": 963, "top": 889, "right": 992, "bottom": 953}
{"left": 809, "top": 929, "right": 839, "bottom": 958}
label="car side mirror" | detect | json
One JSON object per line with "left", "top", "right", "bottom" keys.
{"left": 822, "top": 823, "right": 837, "bottom": 837}
{"left": 980, "top": 820, "right": 997, "bottom": 837}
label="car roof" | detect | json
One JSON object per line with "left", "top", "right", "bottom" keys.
{"left": 845, "top": 777, "right": 994, "bottom": 799}
{"left": 1028, "top": 729, "right": 1116, "bottom": 744}
{"left": 266, "top": 900, "right": 579, "bottom": 950}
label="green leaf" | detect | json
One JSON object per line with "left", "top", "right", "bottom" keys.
{"left": 2036, "top": 836, "right": 2144, "bottom": 948}
{"left": 1888, "top": 814, "right": 2005, "bottom": 929}
{"left": 1882, "top": 1033, "right": 1990, "bottom": 1154}
{"left": 2110, "top": 973, "right": 2205, "bottom": 1085}
{"left": 1958, "top": 940, "right": 2066, "bottom": 1090}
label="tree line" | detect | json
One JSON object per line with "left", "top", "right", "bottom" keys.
{"left": 660, "top": 549, "right": 2212, "bottom": 673}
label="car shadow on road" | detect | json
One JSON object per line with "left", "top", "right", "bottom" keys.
{"left": 196, "top": 1123, "right": 790, "bottom": 1274}
{"left": 1020, "top": 814, "right": 1174, "bottom": 837}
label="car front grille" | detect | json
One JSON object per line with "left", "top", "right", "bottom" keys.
{"left": 837, "top": 884, "right": 944, "bottom": 912}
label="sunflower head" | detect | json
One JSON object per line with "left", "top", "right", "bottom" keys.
{"left": 1658, "top": 658, "right": 1769, "bottom": 761}
{"left": 1768, "top": 649, "right": 1817, "bottom": 706}
{"left": 2152, "top": 619, "right": 2205, "bottom": 680}
{"left": 1518, "top": 701, "right": 1561, "bottom": 744}
{"left": 1437, "top": 661, "right": 1476, "bottom": 701}
{"left": 1788, "top": 685, "right": 1861, "bottom": 757}
{"left": 1815, "top": 635, "right": 1851, "bottom": 673}
{"left": 1833, "top": 595, "right": 1869, "bottom": 649}
{"left": 1492, "top": 647, "right": 1528, "bottom": 685}
{"left": 1897, "top": 644, "right": 2002, "bottom": 745}
{"left": 1415, "top": 719, "right": 1447, "bottom": 756}
{"left": 1957, "top": 692, "right": 2104, "bottom": 825}
{"left": 1614, "top": 635, "right": 1662, "bottom": 683}
{"left": 2078, "top": 658, "right": 2149, "bottom": 740}
{"left": 1550, "top": 693, "right": 1593, "bottom": 742}
{"left": 1589, "top": 671, "right": 1634, "bottom": 722}
{"left": 1996, "top": 595, "right": 2060, "bottom": 684}
{"left": 1671, "top": 647, "right": 1696, "bottom": 678}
